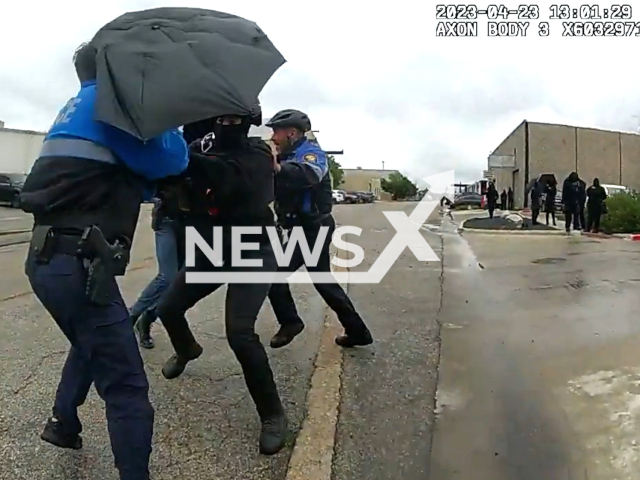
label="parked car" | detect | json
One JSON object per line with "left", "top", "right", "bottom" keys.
{"left": 341, "top": 191, "right": 359, "bottom": 204}
{"left": 356, "top": 191, "right": 375, "bottom": 203}
{"left": 332, "top": 190, "right": 345, "bottom": 203}
{"left": 0, "top": 173, "right": 26, "bottom": 208}
{"left": 452, "top": 192, "right": 483, "bottom": 209}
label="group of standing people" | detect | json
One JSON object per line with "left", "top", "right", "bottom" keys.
{"left": 561, "top": 172, "right": 608, "bottom": 234}
{"left": 528, "top": 172, "right": 608, "bottom": 233}
{"left": 489, "top": 173, "right": 608, "bottom": 233}
{"left": 19, "top": 43, "right": 373, "bottom": 480}
{"left": 485, "top": 184, "right": 514, "bottom": 219}
{"left": 529, "top": 179, "right": 558, "bottom": 226}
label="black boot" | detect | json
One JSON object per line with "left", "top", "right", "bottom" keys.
{"left": 40, "top": 417, "right": 82, "bottom": 450}
{"left": 270, "top": 321, "right": 305, "bottom": 349}
{"left": 162, "top": 343, "right": 203, "bottom": 379}
{"left": 134, "top": 310, "right": 155, "bottom": 349}
{"left": 336, "top": 328, "right": 374, "bottom": 348}
{"left": 259, "top": 413, "right": 287, "bottom": 455}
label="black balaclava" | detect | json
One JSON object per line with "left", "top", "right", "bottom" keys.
{"left": 212, "top": 117, "right": 251, "bottom": 150}
{"left": 74, "top": 43, "right": 97, "bottom": 83}
{"left": 183, "top": 118, "right": 216, "bottom": 145}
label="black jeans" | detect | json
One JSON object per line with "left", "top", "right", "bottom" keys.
{"left": 564, "top": 207, "right": 580, "bottom": 231}
{"left": 545, "top": 209, "right": 556, "bottom": 225}
{"left": 531, "top": 207, "right": 540, "bottom": 224}
{"left": 157, "top": 243, "right": 283, "bottom": 419}
{"left": 586, "top": 205, "right": 602, "bottom": 232}
{"left": 268, "top": 215, "right": 368, "bottom": 336}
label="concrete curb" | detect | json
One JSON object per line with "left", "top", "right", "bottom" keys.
{"left": 458, "top": 227, "right": 567, "bottom": 235}
{"left": 285, "top": 247, "right": 345, "bottom": 480}
{"left": 606, "top": 233, "right": 640, "bottom": 241}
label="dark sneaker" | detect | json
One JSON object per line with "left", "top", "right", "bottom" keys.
{"left": 335, "top": 329, "right": 374, "bottom": 348}
{"left": 259, "top": 413, "right": 287, "bottom": 455}
{"left": 40, "top": 417, "right": 82, "bottom": 450}
{"left": 270, "top": 322, "right": 304, "bottom": 349}
{"left": 161, "top": 343, "right": 204, "bottom": 380}
{"left": 134, "top": 311, "right": 155, "bottom": 349}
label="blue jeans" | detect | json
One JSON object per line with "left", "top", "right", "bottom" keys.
{"left": 130, "top": 218, "right": 183, "bottom": 320}
{"left": 26, "top": 252, "right": 154, "bottom": 480}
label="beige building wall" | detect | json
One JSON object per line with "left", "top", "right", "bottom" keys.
{"left": 340, "top": 168, "right": 398, "bottom": 199}
{"left": 489, "top": 121, "right": 640, "bottom": 209}
{"left": 621, "top": 134, "right": 640, "bottom": 191}
{"left": 528, "top": 123, "right": 576, "bottom": 186}
{"left": 576, "top": 128, "right": 621, "bottom": 185}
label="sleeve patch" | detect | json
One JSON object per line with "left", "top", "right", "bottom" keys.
{"left": 303, "top": 153, "right": 317, "bottom": 162}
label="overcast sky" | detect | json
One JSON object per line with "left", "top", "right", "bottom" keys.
{"left": 1, "top": 0, "right": 639, "bottom": 183}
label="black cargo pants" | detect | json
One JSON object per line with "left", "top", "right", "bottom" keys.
{"left": 156, "top": 242, "right": 283, "bottom": 420}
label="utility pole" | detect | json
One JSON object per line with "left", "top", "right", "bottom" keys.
{"left": 382, "top": 161, "right": 385, "bottom": 170}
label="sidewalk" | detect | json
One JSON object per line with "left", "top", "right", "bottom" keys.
{"left": 519, "top": 210, "right": 566, "bottom": 231}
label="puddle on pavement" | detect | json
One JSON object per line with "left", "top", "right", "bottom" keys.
{"left": 435, "top": 387, "right": 469, "bottom": 414}
{"left": 562, "top": 367, "right": 640, "bottom": 477}
{"left": 531, "top": 257, "right": 567, "bottom": 265}
{"left": 422, "top": 223, "right": 441, "bottom": 231}
{"left": 566, "top": 278, "right": 587, "bottom": 289}
{"left": 443, "top": 322, "right": 464, "bottom": 329}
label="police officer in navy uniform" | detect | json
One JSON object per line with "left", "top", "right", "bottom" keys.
{"left": 266, "top": 109, "right": 373, "bottom": 349}
{"left": 156, "top": 104, "right": 289, "bottom": 455}
{"left": 19, "top": 43, "right": 189, "bottom": 480}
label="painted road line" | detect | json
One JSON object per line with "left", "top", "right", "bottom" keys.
{"left": 0, "top": 255, "right": 156, "bottom": 303}
{"left": 285, "top": 251, "right": 346, "bottom": 480}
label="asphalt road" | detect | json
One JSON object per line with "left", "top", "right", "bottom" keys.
{"left": 7, "top": 201, "right": 640, "bottom": 479}
{"left": 0, "top": 202, "right": 443, "bottom": 480}
{"left": 431, "top": 215, "right": 640, "bottom": 480}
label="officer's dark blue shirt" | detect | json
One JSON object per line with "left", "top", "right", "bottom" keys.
{"left": 275, "top": 137, "right": 332, "bottom": 222}
{"left": 47, "top": 80, "right": 188, "bottom": 184}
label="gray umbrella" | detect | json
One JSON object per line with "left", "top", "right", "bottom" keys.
{"left": 89, "top": 7, "right": 286, "bottom": 141}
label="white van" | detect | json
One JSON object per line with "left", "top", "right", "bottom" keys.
{"left": 601, "top": 184, "right": 628, "bottom": 196}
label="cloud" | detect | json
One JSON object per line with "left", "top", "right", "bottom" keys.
{"left": 2, "top": 0, "right": 640, "bottom": 184}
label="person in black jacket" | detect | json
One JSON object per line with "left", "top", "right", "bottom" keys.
{"left": 544, "top": 181, "right": 557, "bottom": 226}
{"left": 562, "top": 172, "right": 582, "bottom": 233}
{"left": 577, "top": 178, "right": 587, "bottom": 230}
{"left": 155, "top": 106, "right": 289, "bottom": 456}
{"left": 500, "top": 189, "right": 507, "bottom": 210}
{"left": 530, "top": 180, "right": 542, "bottom": 225}
{"left": 486, "top": 182, "right": 499, "bottom": 218}
{"left": 586, "top": 178, "right": 607, "bottom": 233}
{"left": 507, "top": 187, "right": 514, "bottom": 210}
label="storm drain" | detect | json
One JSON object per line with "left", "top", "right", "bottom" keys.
{"left": 531, "top": 257, "right": 567, "bottom": 265}
{"left": 567, "top": 278, "right": 586, "bottom": 289}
